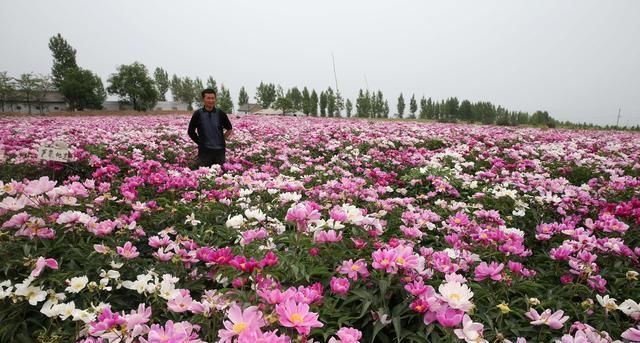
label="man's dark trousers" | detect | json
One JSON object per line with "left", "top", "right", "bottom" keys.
{"left": 198, "top": 147, "right": 225, "bottom": 167}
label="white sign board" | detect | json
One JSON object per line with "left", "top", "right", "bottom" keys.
{"left": 38, "top": 144, "right": 70, "bottom": 162}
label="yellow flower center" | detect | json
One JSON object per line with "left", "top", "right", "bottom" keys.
{"left": 450, "top": 293, "right": 461, "bottom": 301}
{"left": 395, "top": 257, "right": 406, "bottom": 265}
{"left": 382, "top": 258, "right": 389, "bottom": 265}
{"left": 454, "top": 218, "right": 461, "bottom": 224}
{"left": 351, "top": 265, "right": 360, "bottom": 271}
{"left": 233, "top": 322, "right": 247, "bottom": 334}
{"left": 290, "top": 313, "right": 304, "bottom": 324}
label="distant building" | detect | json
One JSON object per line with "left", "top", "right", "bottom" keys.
{"left": 2, "top": 91, "right": 190, "bottom": 114}
{"left": 154, "top": 101, "right": 190, "bottom": 111}
{"left": 253, "top": 108, "right": 306, "bottom": 116}
{"left": 102, "top": 100, "right": 190, "bottom": 111}
{"left": 3, "top": 90, "right": 67, "bottom": 114}
{"left": 237, "top": 103, "right": 263, "bottom": 114}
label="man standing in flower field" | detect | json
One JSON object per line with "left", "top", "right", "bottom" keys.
{"left": 187, "top": 88, "right": 233, "bottom": 167}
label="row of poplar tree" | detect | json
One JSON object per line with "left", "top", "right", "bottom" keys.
{"left": 2, "top": 33, "right": 637, "bottom": 131}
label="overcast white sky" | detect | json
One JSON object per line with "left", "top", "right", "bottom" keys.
{"left": 1, "top": 0, "right": 639, "bottom": 125}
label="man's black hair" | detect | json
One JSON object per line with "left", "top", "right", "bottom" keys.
{"left": 201, "top": 88, "right": 217, "bottom": 98}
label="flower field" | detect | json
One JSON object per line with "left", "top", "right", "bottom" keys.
{"left": 1, "top": 114, "right": 639, "bottom": 343}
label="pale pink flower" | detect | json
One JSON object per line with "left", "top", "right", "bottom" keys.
{"left": 145, "top": 320, "right": 188, "bottom": 342}
{"left": 393, "top": 245, "right": 419, "bottom": 270}
{"left": 372, "top": 248, "right": 398, "bottom": 274}
{"left": 454, "top": 314, "right": 487, "bottom": 343}
{"left": 525, "top": 308, "right": 569, "bottom": 329}
{"left": 621, "top": 325, "right": 640, "bottom": 342}
{"left": 328, "top": 327, "right": 362, "bottom": 343}
{"left": 338, "top": 259, "right": 369, "bottom": 281}
{"left": 2, "top": 211, "right": 30, "bottom": 228}
{"left": 167, "top": 289, "right": 193, "bottom": 313}
{"left": 474, "top": 261, "right": 504, "bottom": 281}
{"left": 125, "top": 303, "right": 152, "bottom": 331}
{"left": 30, "top": 257, "right": 58, "bottom": 278}
{"left": 276, "top": 301, "right": 323, "bottom": 335}
{"left": 314, "top": 229, "right": 343, "bottom": 243}
{"left": 116, "top": 241, "right": 140, "bottom": 259}
{"left": 23, "top": 176, "right": 57, "bottom": 196}
{"left": 218, "top": 303, "right": 266, "bottom": 343}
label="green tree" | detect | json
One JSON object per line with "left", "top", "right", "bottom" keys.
{"left": 217, "top": 84, "right": 233, "bottom": 113}
{"left": 310, "top": 90, "right": 319, "bottom": 116}
{"left": 356, "top": 89, "right": 370, "bottom": 118}
{"left": 48, "top": 33, "right": 78, "bottom": 88}
{"left": 238, "top": 86, "right": 249, "bottom": 107}
{"left": 255, "top": 82, "right": 276, "bottom": 108}
{"left": 459, "top": 99, "right": 472, "bottom": 122}
{"left": 192, "top": 77, "right": 205, "bottom": 108}
{"left": 409, "top": 94, "right": 417, "bottom": 118}
{"left": 319, "top": 91, "right": 327, "bottom": 117}
{"left": 107, "top": 62, "right": 159, "bottom": 111}
{"left": 59, "top": 68, "right": 106, "bottom": 110}
{"left": 15, "top": 73, "right": 39, "bottom": 114}
{"left": 302, "top": 87, "right": 311, "bottom": 115}
{"left": 383, "top": 100, "right": 390, "bottom": 118}
{"left": 206, "top": 76, "right": 218, "bottom": 94}
{"left": 397, "top": 93, "right": 405, "bottom": 118}
{"left": 170, "top": 74, "right": 182, "bottom": 101}
{"left": 444, "top": 97, "right": 459, "bottom": 120}
{"left": 32, "top": 75, "right": 55, "bottom": 114}
{"left": 289, "top": 87, "right": 303, "bottom": 111}
{"left": 345, "top": 98, "right": 353, "bottom": 117}
{"left": 325, "top": 87, "right": 336, "bottom": 117}
{"left": 273, "top": 85, "right": 293, "bottom": 115}
{"left": 153, "top": 67, "right": 169, "bottom": 101}
{"left": 419, "top": 96, "right": 427, "bottom": 119}
{"left": 335, "top": 90, "right": 344, "bottom": 117}
{"left": 0, "top": 72, "right": 16, "bottom": 112}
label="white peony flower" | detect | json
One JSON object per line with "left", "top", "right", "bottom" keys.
{"left": 65, "top": 276, "right": 89, "bottom": 294}
{"left": 438, "top": 281, "right": 474, "bottom": 312}
{"left": 619, "top": 299, "right": 640, "bottom": 320}
{"left": 596, "top": 294, "right": 618, "bottom": 312}
{"left": 184, "top": 212, "right": 201, "bottom": 226}
{"left": 225, "top": 214, "right": 246, "bottom": 229}
{"left": 14, "top": 278, "right": 47, "bottom": 306}
{"left": 244, "top": 208, "right": 266, "bottom": 222}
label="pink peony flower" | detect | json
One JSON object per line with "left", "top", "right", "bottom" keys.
{"left": 474, "top": 261, "right": 504, "bottom": 282}
{"left": 525, "top": 308, "right": 569, "bottom": 329}
{"left": 116, "top": 241, "right": 140, "bottom": 259}
{"left": 330, "top": 277, "right": 350, "bottom": 295}
{"left": 30, "top": 257, "right": 58, "bottom": 278}
{"left": 145, "top": 320, "right": 188, "bottom": 342}
{"left": 328, "top": 327, "right": 363, "bottom": 343}
{"left": 218, "top": 303, "right": 266, "bottom": 343}
{"left": 621, "top": 325, "right": 640, "bottom": 342}
{"left": 372, "top": 248, "right": 398, "bottom": 274}
{"left": 436, "top": 307, "right": 464, "bottom": 327}
{"left": 454, "top": 314, "right": 486, "bottom": 343}
{"left": 338, "top": 259, "right": 369, "bottom": 281}
{"left": 167, "top": 289, "right": 193, "bottom": 313}
{"left": 276, "top": 301, "right": 323, "bottom": 335}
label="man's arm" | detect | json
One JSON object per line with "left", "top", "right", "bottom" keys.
{"left": 224, "top": 129, "right": 233, "bottom": 139}
{"left": 187, "top": 111, "right": 200, "bottom": 144}
{"left": 221, "top": 111, "right": 233, "bottom": 139}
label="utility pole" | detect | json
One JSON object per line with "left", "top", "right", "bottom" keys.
{"left": 616, "top": 107, "right": 622, "bottom": 128}
{"left": 331, "top": 52, "right": 339, "bottom": 93}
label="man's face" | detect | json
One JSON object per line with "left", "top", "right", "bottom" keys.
{"left": 203, "top": 93, "right": 216, "bottom": 109}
